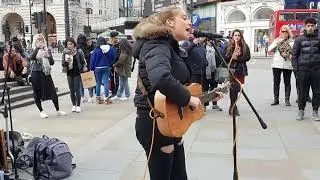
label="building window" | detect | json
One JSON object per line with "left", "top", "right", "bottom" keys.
{"left": 252, "top": 8, "right": 273, "bottom": 21}
{"left": 227, "top": 10, "right": 246, "bottom": 23}
{"left": 99, "top": 10, "right": 103, "bottom": 15}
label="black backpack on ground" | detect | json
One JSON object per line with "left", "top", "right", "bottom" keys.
{"left": 32, "top": 136, "right": 75, "bottom": 180}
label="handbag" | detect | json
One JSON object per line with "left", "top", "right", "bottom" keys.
{"left": 80, "top": 71, "right": 96, "bottom": 88}
{"left": 214, "top": 65, "right": 229, "bottom": 83}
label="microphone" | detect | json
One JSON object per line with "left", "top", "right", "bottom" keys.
{"left": 192, "top": 30, "right": 229, "bottom": 39}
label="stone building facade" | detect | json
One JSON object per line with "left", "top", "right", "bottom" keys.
{"left": 0, "top": 0, "right": 87, "bottom": 43}
{"left": 217, "top": 0, "right": 285, "bottom": 53}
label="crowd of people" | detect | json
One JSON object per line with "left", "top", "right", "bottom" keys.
{"left": 130, "top": 7, "right": 320, "bottom": 180}
{"left": 1, "top": 6, "right": 320, "bottom": 180}
{"left": 1, "top": 31, "right": 133, "bottom": 118}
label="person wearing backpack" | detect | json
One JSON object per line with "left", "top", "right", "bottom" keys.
{"left": 62, "top": 37, "right": 87, "bottom": 113}
{"left": 90, "top": 37, "right": 116, "bottom": 104}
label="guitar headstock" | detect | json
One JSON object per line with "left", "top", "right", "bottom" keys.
{"left": 216, "top": 80, "right": 231, "bottom": 94}
{"left": 200, "top": 81, "right": 231, "bottom": 104}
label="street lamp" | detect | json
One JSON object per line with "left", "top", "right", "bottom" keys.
{"left": 85, "top": 8, "right": 93, "bottom": 36}
{"left": 86, "top": 8, "right": 93, "bottom": 26}
{"left": 29, "top": 0, "right": 33, "bottom": 44}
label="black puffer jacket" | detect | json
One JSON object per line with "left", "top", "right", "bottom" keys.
{"left": 292, "top": 30, "right": 320, "bottom": 71}
{"left": 181, "top": 40, "right": 208, "bottom": 83}
{"left": 132, "top": 21, "right": 191, "bottom": 109}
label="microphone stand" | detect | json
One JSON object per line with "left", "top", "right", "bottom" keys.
{"left": 210, "top": 39, "right": 267, "bottom": 180}
{"left": 1, "top": 43, "right": 19, "bottom": 180}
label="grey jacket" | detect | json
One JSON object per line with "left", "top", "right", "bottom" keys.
{"left": 62, "top": 48, "right": 86, "bottom": 73}
{"left": 29, "top": 48, "right": 54, "bottom": 72}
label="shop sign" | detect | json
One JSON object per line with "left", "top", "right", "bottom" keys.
{"left": 192, "top": 14, "right": 201, "bottom": 27}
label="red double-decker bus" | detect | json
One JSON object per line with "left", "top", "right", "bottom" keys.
{"left": 269, "top": 9, "right": 320, "bottom": 42}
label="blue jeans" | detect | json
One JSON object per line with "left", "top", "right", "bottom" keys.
{"left": 116, "top": 75, "right": 130, "bottom": 98}
{"left": 80, "top": 81, "right": 94, "bottom": 98}
{"left": 95, "top": 67, "right": 110, "bottom": 97}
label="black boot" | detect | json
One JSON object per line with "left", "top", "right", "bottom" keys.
{"left": 284, "top": 84, "right": 291, "bottom": 106}
{"left": 271, "top": 99, "right": 279, "bottom": 106}
{"left": 285, "top": 99, "right": 291, "bottom": 106}
{"left": 271, "top": 82, "right": 280, "bottom": 106}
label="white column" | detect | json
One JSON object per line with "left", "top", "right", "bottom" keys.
{"left": 0, "top": 29, "right": 4, "bottom": 42}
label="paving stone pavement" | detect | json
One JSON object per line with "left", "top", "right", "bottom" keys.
{"left": 1, "top": 58, "right": 320, "bottom": 180}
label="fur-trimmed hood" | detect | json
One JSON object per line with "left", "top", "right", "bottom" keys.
{"left": 133, "top": 20, "right": 172, "bottom": 40}
{"left": 133, "top": 21, "right": 176, "bottom": 60}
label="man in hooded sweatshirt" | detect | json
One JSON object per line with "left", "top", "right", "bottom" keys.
{"left": 90, "top": 37, "right": 116, "bottom": 104}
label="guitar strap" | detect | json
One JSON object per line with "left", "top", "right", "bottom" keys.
{"left": 137, "top": 75, "right": 163, "bottom": 119}
{"left": 137, "top": 74, "right": 164, "bottom": 180}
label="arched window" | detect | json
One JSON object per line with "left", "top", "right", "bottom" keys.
{"left": 252, "top": 8, "right": 273, "bottom": 20}
{"left": 227, "top": 10, "right": 246, "bottom": 23}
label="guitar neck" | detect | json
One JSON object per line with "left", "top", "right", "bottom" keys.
{"left": 199, "top": 88, "right": 220, "bottom": 104}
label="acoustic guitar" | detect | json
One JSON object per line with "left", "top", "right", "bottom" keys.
{"left": 154, "top": 81, "right": 230, "bottom": 137}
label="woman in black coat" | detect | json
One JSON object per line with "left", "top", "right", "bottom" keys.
{"left": 132, "top": 7, "right": 223, "bottom": 180}
{"left": 225, "top": 29, "right": 251, "bottom": 116}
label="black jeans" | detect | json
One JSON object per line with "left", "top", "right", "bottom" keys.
{"left": 203, "top": 77, "right": 218, "bottom": 106}
{"left": 296, "top": 70, "right": 320, "bottom": 110}
{"left": 110, "top": 67, "right": 119, "bottom": 96}
{"left": 272, "top": 68, "right": 292, "bottom": 100}
{"left": 35, "top": 97, "right": 59, "bottom": 112}
{"left": 135, "top": 109, "right": 188, "bottom": 180}
{"left": 67, "top": 75, "right": 81, "bottom": 106}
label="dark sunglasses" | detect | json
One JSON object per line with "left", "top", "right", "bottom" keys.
{"left": 281, "top": 31, "right": 288, "bottom": 33}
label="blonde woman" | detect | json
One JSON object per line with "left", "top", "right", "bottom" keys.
{"left": 268, "top": 25, "right": 294, "bottom": 106}
{"left": 133, "top": 7, "right": 223, "bottom": 179}
{"left": 29, "top": 34, "right": 66, "bottom": 118}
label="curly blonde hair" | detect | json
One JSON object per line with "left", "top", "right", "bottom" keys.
{"left": 279, "top": 25, "right": 293, "bottom": 38}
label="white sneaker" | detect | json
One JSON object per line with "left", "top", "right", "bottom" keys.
{"left": 120, "top": 97, "right": 129, "bottom": 101}
{"left": 81, "top": 97, "right": 88, "bottom": 103}
{"left": 75, "top": 106, "right": 81, "bottom": 113}
{"left": 111, "top": 96, "right": 120, "bottom": 100}
{"left": 88, "top": 97, "right": 94, "bottom": 103}
{"left": 72, "top": 106, "right": 76, "bottom": 112}
{"left": 40, "top": 111, "right": 48, "bottom": 119}
{"left": 57, "top": 110, "right": 66, "bottom": 116}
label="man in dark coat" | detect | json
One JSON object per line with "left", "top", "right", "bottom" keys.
{"left": 292, "top": 18, "right": 320, "bottom": 121}
{"left": 76, "top": 34, "right": 89, "bottom": 102}
{"left": 180, "top": 36, "right": 208, "bottom": 83}
{"left": 109, "top": 31, "right": 120, "bottom": 97}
